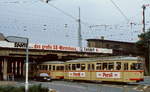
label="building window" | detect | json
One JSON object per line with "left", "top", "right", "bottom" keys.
{"left": 106, "top": 44, "right": 110, "bottom": 48}
{"left": 113, "top": 45, "right": 120, "bottom": 50}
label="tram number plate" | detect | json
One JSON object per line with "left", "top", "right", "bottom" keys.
{"left": 96, "top": 72, "right": 120, "bottom": 78}
{"left": 69, "top": 72, "right": 85, "bottom": 77}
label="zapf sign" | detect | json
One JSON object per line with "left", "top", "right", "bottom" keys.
{"left": 96, "top": 72, "right": 120, "bottom": 78}
{"left": 69, "top": 72, "right": 85, "bottom": 77}
{"left": 14, "top": 42, "right": 27, "bottom": 48}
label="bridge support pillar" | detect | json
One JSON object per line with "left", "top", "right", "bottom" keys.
{"left": 3, "top": 58, "right": 8, "bottom": 80}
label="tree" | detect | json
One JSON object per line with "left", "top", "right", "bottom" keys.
{"left": 136, "top": 30, "right": 150, "bottom": 49}
{"left": 136, "top": 30, "right": 150, "bottom": 75}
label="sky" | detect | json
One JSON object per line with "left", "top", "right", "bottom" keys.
{"left": 0, "top": 0, "right": 150, "bottom": 47}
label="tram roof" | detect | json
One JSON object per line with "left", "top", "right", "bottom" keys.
{"left": 66, "top": 56, "right": 143, "bottom": 62}
{"left": 39, "top": 61, "right": 64, "bottom": 64}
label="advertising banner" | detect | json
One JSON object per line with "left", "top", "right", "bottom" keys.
{"left": 69, "top": 72, "right": 85, "bottom": 77}
{"left": 96, "top": 72, "right": 120, "bottom": 78}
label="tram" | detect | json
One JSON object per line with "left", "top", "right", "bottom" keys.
{"left": 64, "top": 56, "right": 144, "bottom": 83}
{"left": 36, "top": 61, "right": 64, "bottom": 79}
{"left": 35, "top": 56, "right": 144, "bottom": 83}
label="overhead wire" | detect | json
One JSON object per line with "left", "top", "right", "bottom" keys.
{"left": 0, "top": 0, "right": 142, "bottom": 42}
{"left": 47, "top": 3, "right": 77, "bottom": 20}
{"left": 109, "top": 0, "right": 130, "bottom": 23}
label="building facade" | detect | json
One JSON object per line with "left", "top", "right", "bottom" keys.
{"left": 87, "top": 39, "right": 139, "bottom": 56}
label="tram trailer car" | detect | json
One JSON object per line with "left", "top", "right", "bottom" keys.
{"left": 37, "top": 61, "right": 65, "bottom": 79}
{"left": 64, "top": 56, "right": 144, "bottom": 83}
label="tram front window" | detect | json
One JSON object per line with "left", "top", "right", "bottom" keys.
{"left": 131, "top": 63, "right": 143, "bottom": 70}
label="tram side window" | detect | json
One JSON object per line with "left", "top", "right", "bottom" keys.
{"left": 130, "top": 63, "right": 143, "bottom": 70}
{"left": 76, "top": 64, "right": 81, "bottom": 70}
{"left": 68, "top": 64, "right": 71, "bottom": 70}
{"left": 87, "top": 64, "right": 94, "bottom": 70}
{"left": 53, "top": 66, "right": 55, "bottom": 71}
{"left": 39, "top": 65, "right": 42, "bottom": 70}
{"left": 116, "top": 62, "right": 121, "bottom": 70}
{"left": 96, "top": 63, "right": 102, "bottom": 70}
{"left": 108, "top": 63, "right": 114, "bottom": 70}
{"left": 103, "top": 63, "right": 107, "bottom": 70}
{"left": 65, "top": 65, "right": 68, "bottom": 70}
{"left": 88, "top": 64, "right": 90, "bottom": 70}
{"left": 138, "top": 63, "right": 143, "bottom": 70}
{"left": 81, "top": 64, "right": 85, "bottom": 70}
{"left": 124, "top": 63, "right": 128, "bottom": 70}
{"left": 91, "top": 64, "right": 95, "bottom": 70}
{"left": 40, "top": 65, "right": 47, "bottom": 70}
{"left": 56, "top": 66, "right": 64, "bottom": 70}
{"left": 60, "top": 66, "right": 64, "bottom": 70}
{"left": 49, "top": 65, "right": 51, "bottom": 70}
{"left": 44, "top": 65, "right": 48, "bottom": 70}
{"left": 56, "top": 66, "right": 59, "bottom": 70}
{"left": 72, "top": 64, "right": 76, "bottom": 70}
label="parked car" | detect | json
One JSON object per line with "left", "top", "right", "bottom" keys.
{"left": 35, "top": 73, "right": 52, "bottom": 82}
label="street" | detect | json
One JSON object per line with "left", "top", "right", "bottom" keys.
{"left": 14, "top": 79, "right": 150, "bottom": 92}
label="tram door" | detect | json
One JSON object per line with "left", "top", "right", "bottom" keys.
{"left": 88, "top": 64, "right": 95, "bottom": 80}
{"left": 123, "top": 63, "right": 129, "bottom": 81}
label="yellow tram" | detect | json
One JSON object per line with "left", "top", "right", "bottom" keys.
{"left": 37, "top": 61, "right": 64, "bottom": 79}
{"left": 64, "top": 56, "right": 144, "bottom": 83}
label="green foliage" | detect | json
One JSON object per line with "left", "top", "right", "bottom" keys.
{"left": 29, "top": 84, "right": 48, "bottom": 92}
{"left": 136, "top": 30, "right": 150, "bottom": 50}
{"left": 0, "top": 84, "right": 49, "bottom": 92}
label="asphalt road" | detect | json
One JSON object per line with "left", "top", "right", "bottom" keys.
{"left": 14, "top": 80, "right": 150, "bottom": 92}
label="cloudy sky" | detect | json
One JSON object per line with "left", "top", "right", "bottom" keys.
{"left": 0, "top": 0, "right": 150, "bottom": 47}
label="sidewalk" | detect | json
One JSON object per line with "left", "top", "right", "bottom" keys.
{"left": 0, "top": 81, "right": 16, "bottom": 86}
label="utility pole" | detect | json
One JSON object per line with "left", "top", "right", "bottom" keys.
{"left": 142, "top": 5, "right": 146, "bottom": 33}
{"left": 78, "top": 7, "right": 82, "bottom": 50}
{"left": 142, "top": 4, "right": 150, "bottom": 75}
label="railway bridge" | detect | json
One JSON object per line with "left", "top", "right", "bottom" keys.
{"left": 0, "top": 41, "right": 112, "bottom": 80}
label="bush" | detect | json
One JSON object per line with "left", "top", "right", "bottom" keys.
{"left": 0, "top": 84, "right": 49, "bottom": 92}
{"left": 29, "top": 84, "right": 49, "bottom": 92}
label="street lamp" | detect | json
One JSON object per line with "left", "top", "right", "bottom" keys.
{"left": 6, "top": 36, "right": 29, "bottom": 92}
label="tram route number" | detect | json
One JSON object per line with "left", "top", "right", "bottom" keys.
{"left": 96, "top": 72, "right": 120, "bottom": 78}
{"left": 69, "top": 72, "right": 85, "bottom": 77}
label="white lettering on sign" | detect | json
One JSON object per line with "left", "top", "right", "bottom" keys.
{"left": 96, "top": 72, "right": 120, "bottom": 78}
{"left": 69, "top": 72, "right": 85, "bottom": 77}
{"left": 81, "top": 47, "right": 112, "bottom": 54}
{"left": 14, "top": 42, "right": 27, "bottom": 48}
